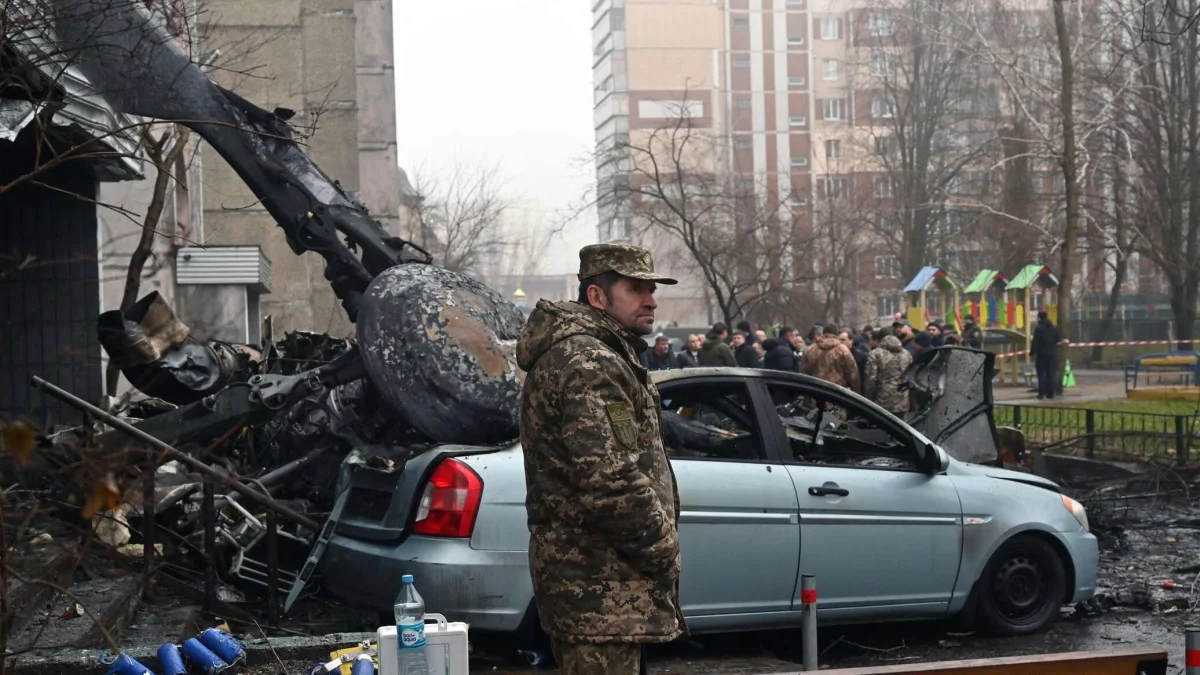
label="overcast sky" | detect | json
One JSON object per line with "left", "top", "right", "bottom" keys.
{"left": 393, "top": 0, "right": 597, "bottom": 275}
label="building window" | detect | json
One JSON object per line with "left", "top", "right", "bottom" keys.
{"left": 791, "top": 156, "right": 809, "bottom": 166}
{"left": 825, "top": 139, "right": 841, "bottom": 159}
{"left": 733, "top": 16, "right": 751, "bottom": 28}
{"left": 740, "top": 178, "right": 757, "bottom": 192}
{"left": 735, "top": 137, "right": 753, "bottom": 149}
{"left": 874, "top": 136, "right": 893, "bottom": 156}
{"left": 788, "top": 35, "right": 806, "bottom": 47}
{"left": 868, "top": 13, "right": 894, "bottom": 37}
{"left": 874, "top": 175, "right": 895, "bottom": 198}
{"left": 873, "top": 213, "right": 888, "bottom": 235}
{"left": 791, "top": 196, "right": 809, "bottom": 207}
{"left": 875, "top": 256, "right": 901, "bottom": 279}
{"left": 871, "top": 96, "right": 895, "bottom": 118}
{"left": 789, "top": 115, "right": 807, "bottom": 126}
{"left": 735, "top": 96, "right": 753, "bottom": 109}
{"left": 870, "top": 51, "right": 894, "bottom": 77}
{"left": 825, "top": 176, "right": 846, "bottom": 199}
{"left": 733, "top": 56, "right": 752, "bottom": 68}
{"left": 821, "top": 98, "right": 843, "bottom": 121}
{"left": 787, "top": 0, "right": 805, "bottom": 5}
{"left": 789, "top": 76, "right": 807, "bottom": 87}
{"left": 822, "top": 59, "right": 839, "bottom": 80}
{"left": 877, "top": 294, "right": 902, "bottom": 316}
{"left": 820, "top": 18, "right": 841, "bottom": 40}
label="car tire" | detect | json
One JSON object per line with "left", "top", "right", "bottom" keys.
{"left": 976, "top": 534, "right": 1066, "bottom": 635}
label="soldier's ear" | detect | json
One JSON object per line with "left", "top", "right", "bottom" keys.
{"left": 586, "top": 284, "right": 610, "bottom": 311}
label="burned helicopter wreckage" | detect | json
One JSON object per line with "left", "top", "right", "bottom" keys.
{"left": 25, "top": 0, "right": 525, "bottom": 610}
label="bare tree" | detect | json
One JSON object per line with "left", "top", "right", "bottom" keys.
{"left": 595, "top": 110, "right": 820, "bottom": 327}
{"left": 1116, "top": 0, "right": 1200, "bottom": 348}
{"left": 853, "top": 0, "right": 1012, "bottom": 280}
{"left": 408, "top": 163, "right": 511, "bottom": 277}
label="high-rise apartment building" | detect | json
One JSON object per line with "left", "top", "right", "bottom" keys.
{"left": 592, "top": 0, "right": 1122, "bottom": 328}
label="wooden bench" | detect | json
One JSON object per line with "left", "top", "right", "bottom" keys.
{"left": 1018, "top": 363, "right": 1036, "bottom": 388}
{"left": 1125, "top": 351, "right": 1200, "bottom": 391}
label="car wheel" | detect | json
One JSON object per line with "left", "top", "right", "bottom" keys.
{"left": 976, "top": 535, "right": 1066, "bottom": 635}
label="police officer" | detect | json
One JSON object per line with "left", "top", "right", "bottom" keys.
{"left": 516, "top": 244, "right": 686, "bottom": 675}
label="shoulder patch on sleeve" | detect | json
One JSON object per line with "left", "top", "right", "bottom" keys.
{"left": 606, "top": 402, "right": 638, "bottom": 450}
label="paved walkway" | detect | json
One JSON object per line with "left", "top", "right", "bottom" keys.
{"left": 994, "top": 369, "right": 1127, "bottom": 405}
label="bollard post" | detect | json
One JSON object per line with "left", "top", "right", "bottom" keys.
{"left": 801, "top": 574, "right": 817, "bottom": 672}
{"left": 1187, "top": 626, "right": 1200, "bottom": 675}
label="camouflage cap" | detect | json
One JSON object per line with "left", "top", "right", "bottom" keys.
{"left": 578, "top": 244, "right": 678, "bottom": 285}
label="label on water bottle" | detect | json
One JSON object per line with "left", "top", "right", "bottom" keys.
{"left": 398, "top": 621, "right": 426, "bottom": 649}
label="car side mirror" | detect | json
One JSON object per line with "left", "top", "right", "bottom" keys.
{"left": 923, "top": 443, "right": 950, "bottom": 474}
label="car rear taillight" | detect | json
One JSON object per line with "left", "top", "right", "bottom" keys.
{"left": 412, "top": 458, "right": 483, "bottom": 537}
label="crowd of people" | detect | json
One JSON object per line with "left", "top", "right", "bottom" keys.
{"left": 639, "top": 313, "right": 990, "bottom": 414}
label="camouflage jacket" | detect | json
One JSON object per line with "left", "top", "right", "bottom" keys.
{"left": 801, "top": 335, "right": 861, "bottom": 393}
{"left": 864, "top": 336, "right": 912, "bottom": 415}
{"left": 516, "top": 299, "right": 685, "bottom": 645}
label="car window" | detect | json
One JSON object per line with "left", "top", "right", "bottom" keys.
{"left": 766, "top": 383, "right": 917, "bottom": 471}
{"left": 658, "top": 382, "right": 765, "bottom": 461}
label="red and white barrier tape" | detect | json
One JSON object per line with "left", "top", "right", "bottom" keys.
{"left": 992, "top": 339, "right": 1181, "bottom": 359}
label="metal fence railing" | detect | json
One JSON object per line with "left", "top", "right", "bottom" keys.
{"left": 995, "top": 404, "right": 1200, "bottom": 462}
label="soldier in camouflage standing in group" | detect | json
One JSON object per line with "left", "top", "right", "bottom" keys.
{"left": 863, "top": 327, "right": 913, "bottom": 416}
{"left": 516, "top": 244, "right": 686, "bottom": 675}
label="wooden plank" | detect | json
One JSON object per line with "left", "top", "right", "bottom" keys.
{"left": 802, "top": 646, "right": 1168, "bottom": 675}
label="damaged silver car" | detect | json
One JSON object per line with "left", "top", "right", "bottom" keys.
{"left": 321, "top": 347, "right": 1098, "bottom": 643}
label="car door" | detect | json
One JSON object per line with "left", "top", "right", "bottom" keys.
{"left": 657, "top": 377, "right": 800, "bottom": 626}
{"left": 759, "top": 379, "right": 964, "bottom": 622}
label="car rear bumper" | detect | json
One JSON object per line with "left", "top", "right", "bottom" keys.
{"left": 1060, "top": 530, "right": 1099, "bottom": 603}
{"left": 321, "top": 534, "right": 534, "bottom": 635}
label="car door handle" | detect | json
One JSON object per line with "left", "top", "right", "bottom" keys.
{"left": 808, "top": 486, "right": 850, "bottom": 497}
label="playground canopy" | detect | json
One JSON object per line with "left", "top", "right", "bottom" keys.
{"left": 1008, "top": 264, "right": 1058, "bottom": 291}
{"left": 964, "top": 270, "right": 1008, "bottom": 295}
{"left": 904, "top": 266, "right": 959, "bottom": 328}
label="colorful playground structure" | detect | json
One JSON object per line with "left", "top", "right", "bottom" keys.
{"left": 902, "top": 263, "right": 1058, "bottom": 339}
{"left": 902, "top": 263, "right": 1060, "bottom": 386}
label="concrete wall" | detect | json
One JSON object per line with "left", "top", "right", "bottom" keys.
{"left": 199, "top": 0, "right": 401, "bottom": 337}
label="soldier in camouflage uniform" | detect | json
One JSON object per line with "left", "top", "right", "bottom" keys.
{"left": 864, "top": 332, "right": 913, "bottom": 415}
{"left": 516, "top": 244, "right": 686, "bottom": 675}
{"left": 801, "top": 324, "right": 861, "bottom": 393}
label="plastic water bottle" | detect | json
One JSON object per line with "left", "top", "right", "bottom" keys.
{"left": 393, "top": 574, "right": 429, "bottom": 675}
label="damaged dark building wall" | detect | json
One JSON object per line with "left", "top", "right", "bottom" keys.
{"left": 0, "top": 135, "right": 104, "bottom": 424}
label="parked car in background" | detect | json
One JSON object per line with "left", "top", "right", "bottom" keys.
{"left": 321, "top": 348, "right": 1098, "bottom": 645}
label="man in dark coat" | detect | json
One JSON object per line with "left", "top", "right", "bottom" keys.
{"left": 735, "top": 321, "right": 760, "bottom": 368}
{"left": 677, "top": 334, "right": 702, "bottom": 368}
{"left": 1030, "top": 311, "right": 1061, "bottom": 400}
{"left": 762, "top": 326, "right": 800, "bottom": 372}
{"left": 641, "top": 334, "right": 681, "bottom": 371}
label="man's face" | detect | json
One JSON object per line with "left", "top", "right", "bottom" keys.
{"left": 589, "top": 277, "right": 657, "bottom": 335}
{"left": 731, "top": 334, "right": 745, "bottom": 348}
{"left": 786, "top": 331, "right": 803, "bottom": 350}
{"left": 654, "top": 340, "right": 670, "bottom": 355}
{"left": 839, "top": 332, "right": 853, "bottom": 349}
{"left": 752, "top": 343, "right": 764, "bottom": 356}
{"left": 688, "top": 335, "right": 703, "bottom": 351}
{"left": 899, "top": 326, "right": 913, "bottom": 340}
{"left": 929, "top": 325, "right": 941, "bottom": 337}
{"left": 755, "top": 330, "right": 767, "bottom": 342}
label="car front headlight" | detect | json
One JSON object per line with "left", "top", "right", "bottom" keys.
{"left": 1062, "top": 494, "right": 1089, "bottom": 532}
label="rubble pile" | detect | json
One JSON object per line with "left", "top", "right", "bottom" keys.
{"left": 1063, "top": 458, "right": 1200, "bottom": 619}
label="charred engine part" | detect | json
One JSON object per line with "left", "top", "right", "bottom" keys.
{"left": 903, "top": 347, "right": 1002, "bottom": 464}
{"left": 52, "top": 0, "right": 430, "bottom": 319}
{"left": 97, "top": 292, "right": 259, "bottom": 404}
{"left": 358, "top": 264, "right": 524, "bottom": 445}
